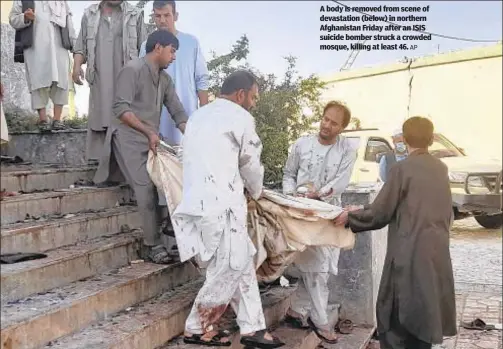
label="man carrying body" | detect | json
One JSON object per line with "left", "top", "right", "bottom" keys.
{"left": 140, "top": 0, "right": 209, "bottom": 146}
{"left": 73, "top": 0, "right": 146, "bottom": 164}
{"left": 336, "top": 117, "right": 457, "bottom": 349}
{"left": 379, "top": 129, "right": 408, "bottom": 182}
{"left": 9, "top": 0, "right": 76, "bottom": 132}
{"left": 173, "top": 71, "right": 284, "bottom": 348}
{"left": 94, "top": 30, "right": 188, "bottom": 264}
{"left": 282, "top": 101, "right": 357, "bottom": 344}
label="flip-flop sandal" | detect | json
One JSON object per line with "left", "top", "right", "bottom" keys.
{"left": 184, "top": 330, "right": 232, "bottom": 347}
{"left": 284, "top": 314, "right": 308, "bottom": 329}
{"left": 461, "top": 318, "right": 496, "bottom": 331}
{"left": 335, "top": 319, "right": 354, "bottom": 334}
{"left": 240, "top": 329, "right": 284, "bottom": 349}
{"left": 147, "top": 246, "right": 174, "bottom": 264}
{"left": 0, "top": 252, "right": 48, "bottom": 264}
{"left": 307, "top": 317, "right": 338, "bottom": 344}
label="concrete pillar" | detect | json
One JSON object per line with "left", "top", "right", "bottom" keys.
{"left": 329, "top": 185, "right": 388, "bottom": 326}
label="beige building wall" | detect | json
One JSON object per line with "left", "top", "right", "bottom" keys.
{"left": 1, "top": 1, "right": 13, "bottom": 24}
{"left": 322, "top": 44, "right": 503, "bottom": 161}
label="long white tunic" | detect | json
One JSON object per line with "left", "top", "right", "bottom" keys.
{"left": 282, "top": 134, "right": 357, "bottom": 273}
{"left": 9, "top": 1, "right": 75, "bottom": 92}
{"left": 172, "top": 98, "right": 264, "bottom": 268}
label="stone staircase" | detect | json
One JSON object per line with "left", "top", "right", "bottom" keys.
{"left": 1, "top": 164, "right": 373, "bottom": 349}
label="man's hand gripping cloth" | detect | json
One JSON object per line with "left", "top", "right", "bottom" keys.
{"left": 147, "top": 143, "right": 355, "bottom": 282}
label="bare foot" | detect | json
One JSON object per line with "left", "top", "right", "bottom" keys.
{"left": 318, "top": 328, "right": 338, "bottom": 342}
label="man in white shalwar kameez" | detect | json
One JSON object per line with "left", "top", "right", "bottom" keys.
{"left": 282, "top": 101, "right": 357, "bottom": 344}
{"left": 9, "top": 0, "right": 75, "bottom": 132}
{"left": 173, "top": 71, "right": 284, "bottom": 348}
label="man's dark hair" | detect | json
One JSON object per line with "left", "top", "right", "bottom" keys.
{"left": 145, "top": 30, "right": 179, "bottom": 53}
{"left": 220, "top": 70, "right": 258, "bottom": 95}
{"left": 402, "top": 116, "right": 434, "bottom": 148}
{"left": 323, "top": 101, "right": 351, "bottom": 128}
{"left": 152, "top": 0, "right": 176, "bottom": 12}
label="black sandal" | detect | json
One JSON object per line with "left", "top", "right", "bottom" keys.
{"left": 240, "top": 329, "right": 284, "bottom": 349}
{"left": 307, "top": 317, "right": 338, "bottom": 344}
{"left": 183, "top": 330, "right": 232, "bottom": 346}
{"left": 146, "top": 245, "right": 174, "bottom": 264}
{"left": 284, "top": 314, "right": 308, "bottom": 329}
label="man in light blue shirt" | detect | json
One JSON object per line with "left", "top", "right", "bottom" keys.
{"left": 140, "top": 0, "right": 209, "bottom": 146}
{"left": 379, "top": 128, "right": 408, "bottom": 182}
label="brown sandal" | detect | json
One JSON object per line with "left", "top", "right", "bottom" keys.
{"left": 335, "top": 319, "right": 354, "bottom": 334}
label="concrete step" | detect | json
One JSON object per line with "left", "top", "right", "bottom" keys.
{"left": 42, "top": 283, "right": 295, "bottom": 349}
{"left": 0, "top": 165, "right": 96, "bottom": 192}
{"left": 1, "top": 262, "right": 200, "bottom": 349}
{"left": 1, "top": 232, "right": 141, "bottom": 304}
{"left": 0, "top": 186, "right": 132, "bottom": 225}
{"left": 270, "top": 324, "right": 375, "bottom": 349}
{"left": 1, "top": 206, "right": 140, "bottom": 254}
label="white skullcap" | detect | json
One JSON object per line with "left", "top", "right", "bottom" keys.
{"left": 392, "top": 128, "right": 403, "bottom": 137}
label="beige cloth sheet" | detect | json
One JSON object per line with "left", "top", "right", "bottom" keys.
{"left": 147, "top": 143, "right": 355, "bottom": 282}
{"left": 1, "top": 103, "right": 8, "bottom": 144}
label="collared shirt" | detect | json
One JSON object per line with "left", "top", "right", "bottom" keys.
{"left": 282, "top": 134, "right": 358, "bottom": 206}
{"left": 140, "top": 31, "right": 209, "bottom": 116}
{"left": 113, "top": 57, "right": 188, "bottom": 134}
{"left": 172, "top": 98, "right": 263, "bottom": 264}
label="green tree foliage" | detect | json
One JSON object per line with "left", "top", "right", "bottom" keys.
{"left": 207, "top": 35, "right": 326, "bottom": 185}
{"left": 349, "top": 116, "right": 362, "bottom": 129}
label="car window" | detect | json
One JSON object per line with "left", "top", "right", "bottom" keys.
{"left": 365, "top": 137, "right": 392, "bottom": 162}
{"left": 429, "top": 134, "right": 463, "bottom": 158}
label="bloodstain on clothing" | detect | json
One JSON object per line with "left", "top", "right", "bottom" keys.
{"left": 197, "top": 304, "right": 228, "bottom": 332}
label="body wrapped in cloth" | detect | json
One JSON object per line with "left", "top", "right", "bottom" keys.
{"left": 147, "top": 143, "right": 355, "bottom": 282}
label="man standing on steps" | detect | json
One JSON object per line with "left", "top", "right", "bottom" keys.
{"left": 9, "top": 0, "right": 76, "bottom": 132}
{"left": 173, "top": 71, "right": 284, "bottom": 348}
{"left": 73, "top": 0, "right": 146, "bottom": 165}
{"left": 379, "top": 128, "right": 408, "bottom": 182}
{"left": 281, "top": 101, "right": 357, "bottom": 344}
{"left": 140, "top": 0, "right": 209, "bottom": 146}
{"left": 94, "top": 30, "right": 188, "bottom": 264}
{"left": 139, "top": 0, "right": 209, "bottom": 239}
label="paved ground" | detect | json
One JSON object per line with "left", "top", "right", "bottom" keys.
{"left": 366, "top": 218, "right": 502, "bottom": 349}
{"left": 450, "top": 218, "right": 502, "bottom": 294}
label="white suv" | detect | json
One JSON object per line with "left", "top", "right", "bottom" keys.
{"left": 342, "top": 128, "right": 502, "bottom": 229}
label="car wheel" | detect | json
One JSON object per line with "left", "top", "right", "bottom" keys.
{"left": 474, "top": 214, "right": 503, "bottom": 229}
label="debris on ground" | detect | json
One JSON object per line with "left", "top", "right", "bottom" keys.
{"left": 1, "top": 189, "right": 18, "bottom": 200}
{"left": 0, "top": 155, "right": 31, "bottom": 165}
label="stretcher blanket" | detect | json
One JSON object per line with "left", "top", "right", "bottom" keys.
{"left": 147, "top": 143, "right": 355, "bottom": 282}
{"left": 1, "top": 103, "right": 8, "bottom": 144}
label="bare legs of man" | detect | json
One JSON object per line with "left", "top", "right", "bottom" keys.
{"left": 32, "top": 84, "right": 68, "bottom": 132}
